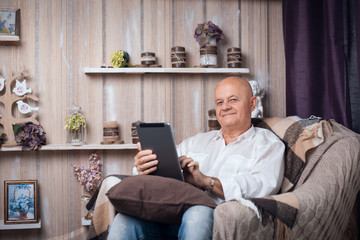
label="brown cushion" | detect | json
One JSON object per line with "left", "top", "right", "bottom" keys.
{"left": 106, "top": 175, "right": 217, "bottom": 224}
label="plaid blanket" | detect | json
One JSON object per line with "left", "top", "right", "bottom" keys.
{"left": 250, "top": 116, "right": 333, "bottom": 239}
{"left": 87, "top": 175, "right": 128, "bottom": 240}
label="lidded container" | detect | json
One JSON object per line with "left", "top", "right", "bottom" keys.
{"left": 226, "top": 47, "right": 242, "bottom": 68}
{"left": 64, "top": 105, "right": 87, "bottom": 146}
{"left": 171, "top": 46, "right": 187, "bottom": 68}
{"left": 141, "top": 52, "right": 156, "bottom": 66}
{"left": 208, "top": 109, "right": 220, "bottom": 131}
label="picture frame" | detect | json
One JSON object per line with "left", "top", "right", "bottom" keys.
{"left": 4, "top": 180, "right": 38, "bottom": 224}
{"left": 0, "top": 8, "right": 20, "bottom": 46}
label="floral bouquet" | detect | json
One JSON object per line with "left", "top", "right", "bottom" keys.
{"left": 194, "top": 20, "right": 224, "bottom": 47}
{"left": 110, "top": 50, "right": 130, "bottom": 68}
{"left": 14, "top": 123, "right": 46, "bottom": 151}
{"left": 64, "top": 113, "right": 86, "bottom": 131}
{"left": 73, "top": 153, "right": 103, "bottom": 196}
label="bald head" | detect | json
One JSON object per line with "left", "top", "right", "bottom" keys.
{"left": 215, "top": 77, "right": 253, "bottom": 98}
{"left": 214, "top": 77, "right": 257, "bottom": 137}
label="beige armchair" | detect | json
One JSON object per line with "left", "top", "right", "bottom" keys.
{"left": 213, "top": 116, "right": 360, "bottom": 239}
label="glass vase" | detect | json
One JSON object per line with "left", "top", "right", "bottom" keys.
{"left": 66, "top": 105, "right": 87, "bottom": 146}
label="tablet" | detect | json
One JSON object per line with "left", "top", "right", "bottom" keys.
{"left": 136, "top": 122, "right": 184, "bottom": 182}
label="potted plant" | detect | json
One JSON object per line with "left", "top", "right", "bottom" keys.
{"left": 110, "top": 50, "right": 130, "bottom": 68}
{"left": 64, "top": 105, "right": 86, "bottom": 145}
{"left": 73, "top": 153, "right": 103, "bottom": 219}
{"left": 194, "top": 20, "right": 224, "bottom": 47}
{"left": 194, "top": 21, "right": 224, "bottom": 66}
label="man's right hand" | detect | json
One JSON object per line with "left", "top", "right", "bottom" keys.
{"left": 134, "top": 142, "right": 158, "bottom": 175}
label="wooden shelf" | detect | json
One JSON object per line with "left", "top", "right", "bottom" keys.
{"left": 83, "top": 67, "right": 249, "bottom": 75}
{"left": 0, "top": 143, "right": 137, "bottom": 152}
{"left": 0, "top": 219, "right": 41, "bottom": 230}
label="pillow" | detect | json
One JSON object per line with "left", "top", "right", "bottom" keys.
{"left": 106, "top": 175, "right": 217, "bottom": 224}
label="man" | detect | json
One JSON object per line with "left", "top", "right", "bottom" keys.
{"left": 107, "top": 77, "right": 285, "bottom": 239}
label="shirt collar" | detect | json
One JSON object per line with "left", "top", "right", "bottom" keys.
{"left": 215, "top": 125, "right": 255, "bottom": 142}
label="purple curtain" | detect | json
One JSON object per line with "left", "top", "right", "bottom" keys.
{"left": 283, "top": 0, "right": 360, "bottom": 133}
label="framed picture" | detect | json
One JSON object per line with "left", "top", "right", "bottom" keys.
{"left": 4, "top": 180, "right": 38, "bottom": 224}
{"left": 0, "top": 8, "right": 20, "bottom": 46}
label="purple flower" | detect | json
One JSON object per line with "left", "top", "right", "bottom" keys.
{"left": 72, "top": 153, "right": 103, "bottom": 195}
{"left": 194, "top": 20, "right": 224, "bottom": 47}
{"left": 15, "top": 123, "right": 46, "bottom": 151}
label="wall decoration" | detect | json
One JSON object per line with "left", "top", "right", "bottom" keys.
{"left": 194, "top": 20, "right": 224, "bottom": 67}
{"left": 4, "top": 180, "right": 38, "bottom": 224}
{"left": 0, "top": 68, "right": 40, "bottom": 146}
{"left": 171, "top": 46, "right": 187, "bottom": 68}
{"left": 101, "top": 121, "right": 124, "bottom": 144}
{"left": 110, "top": 50, "right": 130, "bottom": 68}
{"left": 0, "top": 8, "right": 20, "bottom": 46}
{"left": 227, "top": 47, "right": 243, "bottom": 68}
{"left": 131, "top": 121, "right": 142, "bottom": 144}
{"left": 249, "top": 80, "right": 265, "bottom": 118}
{"left": 73, "top": 153, "right": 103, "bottom": 220}
{"left": 64, "top": 105, "right": 87, "bottom": 145}
{"left": 14, "top": 122, "right": 46, "bottom": 151}
{"left": 12, "top": 79, "right": 32, "bottom": 96}
{"left": 207, "top": 109, "right": 220, "bottom": 131}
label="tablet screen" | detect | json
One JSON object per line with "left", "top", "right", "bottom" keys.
{"left": 136, "top": 122, "right": 184, "bottom": 182}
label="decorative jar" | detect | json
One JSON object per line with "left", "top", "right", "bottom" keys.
{"left": 64, "top": 105, "right": 87, "bottom": 146}
{"left": 227, "top": 47, "right": 242, "bottom": 68}
{"left": 200, "top": 38, "right": 218, "bottom": 66}
{"left": 171, "top": 46, "right": 187, "bottom": 67}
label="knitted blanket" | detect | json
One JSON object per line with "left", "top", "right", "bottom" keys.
{"left": 87, "top": 175, "right": 127, "bottom": 240}
{"left": 249, "top": 116, "right": 333, "bottom": 239}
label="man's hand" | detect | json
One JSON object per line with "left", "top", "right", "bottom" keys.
{"left": 134, "top": 142, "right": 158, "bottom": 175}
{"left": 179, "top": 155, "right": 209, "bottom": 189}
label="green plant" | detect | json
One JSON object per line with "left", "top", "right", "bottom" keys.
{"left": 64, "top": 113, "right": 86, "bottom": 131}
{"left": 110, "top": 50, "right": 130, "bottom": 68}
{"left": 194, "top": 20, "right": 224, "bottom": 47}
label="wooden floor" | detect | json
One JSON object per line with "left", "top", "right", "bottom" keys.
{"left": 0, "top": 0, "right": 285, "bottom": 239}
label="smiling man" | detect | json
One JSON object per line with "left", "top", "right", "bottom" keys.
{"left": 108, "top": 77, "right": 285, "bottom": 240}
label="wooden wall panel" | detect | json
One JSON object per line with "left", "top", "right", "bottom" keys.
{"left": 84, "top": 0, "right": 104, "bottom": 144}
{"left": 172, "top": 0, "right": 204, "bottom": 143}
{"left": 268, "top": 0, "right": 285, "bottom": 117}
{"left": 0, "top": 0, "right": 285, "bottom": 239}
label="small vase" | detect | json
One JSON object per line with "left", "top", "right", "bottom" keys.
{"left": 66, "top": 105, "right": 87, "bottom": 146}
{"left": 200, "top": 38, "right": 218, "bottom": 66}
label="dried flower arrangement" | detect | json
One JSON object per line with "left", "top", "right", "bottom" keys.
{"left": 64, "top": 113, "right": 86, "bottom": 131}
{"left": 194, "top": 20, "right": 224, "bottom": 47}
{"left": 14, "top": 123, "right": 46, "bottom": 151}
{"left": 0, "top": 132, "right": 6, "bottom": 147}
{"left": 110, "top": 50, "right": 130, "bottom": 68}
{"left": 73, "top": 153, "right": 103, "bottom": 196}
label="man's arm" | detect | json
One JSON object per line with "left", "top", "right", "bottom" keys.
{"left": 179, "top": 156, "right": 225, "bottom": 199}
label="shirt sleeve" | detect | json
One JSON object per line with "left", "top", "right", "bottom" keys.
{"left": 219, "top": 139, "right": 285, "bottom": 201}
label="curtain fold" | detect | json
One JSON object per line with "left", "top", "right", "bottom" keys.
{"left": 283, "top": 0, "right": 360, "bottom": 133}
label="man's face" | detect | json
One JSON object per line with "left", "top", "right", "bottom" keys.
{"left": 215, "top": 80, "right": 253, "bottom": 131}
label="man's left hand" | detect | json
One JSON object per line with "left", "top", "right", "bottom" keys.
{"left": 179, "top": 155, "right": 209, "bottom": 190}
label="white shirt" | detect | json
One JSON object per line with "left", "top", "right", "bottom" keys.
{"left": 176, "top": 126, "right": 285, "bottom": 204}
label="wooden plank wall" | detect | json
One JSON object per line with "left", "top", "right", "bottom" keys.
{"left": 0, "top": 0, "right": 284, "bottom": 239}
